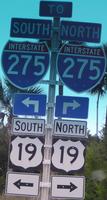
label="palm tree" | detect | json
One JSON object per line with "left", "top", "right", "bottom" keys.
{"left": 89, "top": 73, "right": 107, "bottom": 135}
{"left": 89, "top": 43, "right": 107, "bottom": 135}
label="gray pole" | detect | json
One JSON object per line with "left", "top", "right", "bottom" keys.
{"left": 40, "top": 17, "right": 60, "bottom": 200}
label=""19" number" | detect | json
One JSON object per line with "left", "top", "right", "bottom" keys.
{"left": 18, "top": 143, "right": 37, "bottom": 161}
{"left": 60, "top": 145, "right": 79, "bottom": 164}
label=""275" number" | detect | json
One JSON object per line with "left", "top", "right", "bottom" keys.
{"left": 62, "top": 57, "right": 101, "bottom": 80}
{"left": 7, "top": 54, "right": 46, "bottom": 76}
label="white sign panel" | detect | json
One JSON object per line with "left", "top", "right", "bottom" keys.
{"left": 52, "top": 139, "right": 85, "bottom": 173}
{"left": 12, "top": 117, "right": 45, "bottom": 135}
{"left": 9, "top": 136, "right": 43, "bottom": 170}
{"left": 51, "top": 175, "right": 85, "bottom": 199}
{"left": 54, "top": 119, "right": 87, "bottom": 138}
{"left": 5, "top": 172, "right": 39, "bottom": 196}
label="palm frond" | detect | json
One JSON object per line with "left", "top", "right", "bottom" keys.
{"left": 89, "top": 75, "right": 107, "bottom": 96}
{"left": 0, "top": 81, "right": 4, "bottom": 101}
{"left": 4, "top": 78, "right": 43, "bottom": 94}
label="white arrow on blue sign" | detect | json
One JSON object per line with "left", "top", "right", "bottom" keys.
{"left": 55, "top": 96, "right": 89, "bottom": 119}
{"left": 13, "top": 93, "right": 47, "bottom": 116}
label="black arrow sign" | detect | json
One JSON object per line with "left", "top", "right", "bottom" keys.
{"left": 57, "top": 182, "right": 77, "bottom": 192}
{"left": 14, "top": 179, "right": 33, "bottom": 189}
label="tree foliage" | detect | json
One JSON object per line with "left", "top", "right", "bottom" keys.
{"left": 85, "top": 125, "right": 107, "bottom": 200}
{"left": 0, "top": 127, "right": 9, "bottom": 193}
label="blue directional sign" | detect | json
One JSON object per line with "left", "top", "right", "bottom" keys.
{"left": 60, "top": 20, "right": 102, "bottom": 43}
{"left": 10, "top": 18, "right": 52, "bottom": 39}
{"left": 55, "top": 96, "right": 89, "bottom": 119}
{"left": 13, "top": 93, "right": 47, "bottom": 116}
{"left": 2, "top": 41, "right": 50, "bottom": 89}
{"left": 39, "top": 1, "right": 72, "bottom": 17}
{"left": 57, "top": 43, "right": 106, "bottom": 92}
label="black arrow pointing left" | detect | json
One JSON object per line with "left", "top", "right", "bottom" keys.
{"left": 14, "top": 179, "right": 33, "bottom": 189}
{"left": 57, "top": 182, "right": 77, "bottom": 192}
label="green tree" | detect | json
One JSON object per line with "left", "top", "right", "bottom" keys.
{"left": 85, "top": 131, "right": 107, "bottom": 199}
{"left": 0, "top": 127, "right": 8, "bottom": 193}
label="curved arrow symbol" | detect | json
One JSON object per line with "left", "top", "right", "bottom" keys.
{"left": 14, "top": 179, "right": 33, "bottom": 189}
{"left": 57, "top": 182, "right": 77, "bottom": 192}
{"left": 22, "top": 97, "right": 39, "bottom": 112}
{"left": 63, "top": 100, "right": 80, "bottom": 114}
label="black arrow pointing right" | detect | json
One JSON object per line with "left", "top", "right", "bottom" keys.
{"left": 57, "top": 182, "right": 77, "bottom": 192}
{"left": 14, "top": 179, "right": 33, "bottom": 189}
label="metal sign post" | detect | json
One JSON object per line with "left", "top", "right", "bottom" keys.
{"left": 40, "top": 17, "right": 60, "bottom": 200}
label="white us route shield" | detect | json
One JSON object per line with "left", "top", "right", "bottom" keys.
{"left": 52, "top": 139, "right": 85, "bottom": 173}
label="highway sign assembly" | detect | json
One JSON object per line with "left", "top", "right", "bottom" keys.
{"left": 39, "top": 1, "right": 72, "bottom": 17}
{"left": 2, "top": 41, "right": 50, "bottom": 89}
{"left": 52, "top": 139, "right": 85, "bottom": 173}
{"left": 5, "top": 172, "right": 40, "bottom": 196}
{"left": 10, "top": 18, "right": 52, "bottom": 39}
{"left": 12, "top": 117, "right": 45, "bottom": 135}
{"left": 9, "top": 135, "right": 43, "bottom": 171}
{"left": 54, "top": 119, "right": 87, "bottom": 138}
{"left": 57, "top": 43, "right": 106, "bottom": 92}
{"left": 13, "top": 93, "right": 47, "bottom": 116}
{"left": 2, "top": 0, "right": 105, "bottom": 200}
{"left": 51, "top": 175, "right": 85, "bottom": 199}
{"left": 60, "top": 20, "right": 101, "bottom": 43}
{"left": 55, "top": 96, "right": 89, "bottom": 119}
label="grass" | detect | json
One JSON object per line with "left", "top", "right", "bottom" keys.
{"left": 0, "top": 195, "right": 36, "bottom": 200}
{"left": 0, "top": 196, "right": 23, "bottom": 200}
